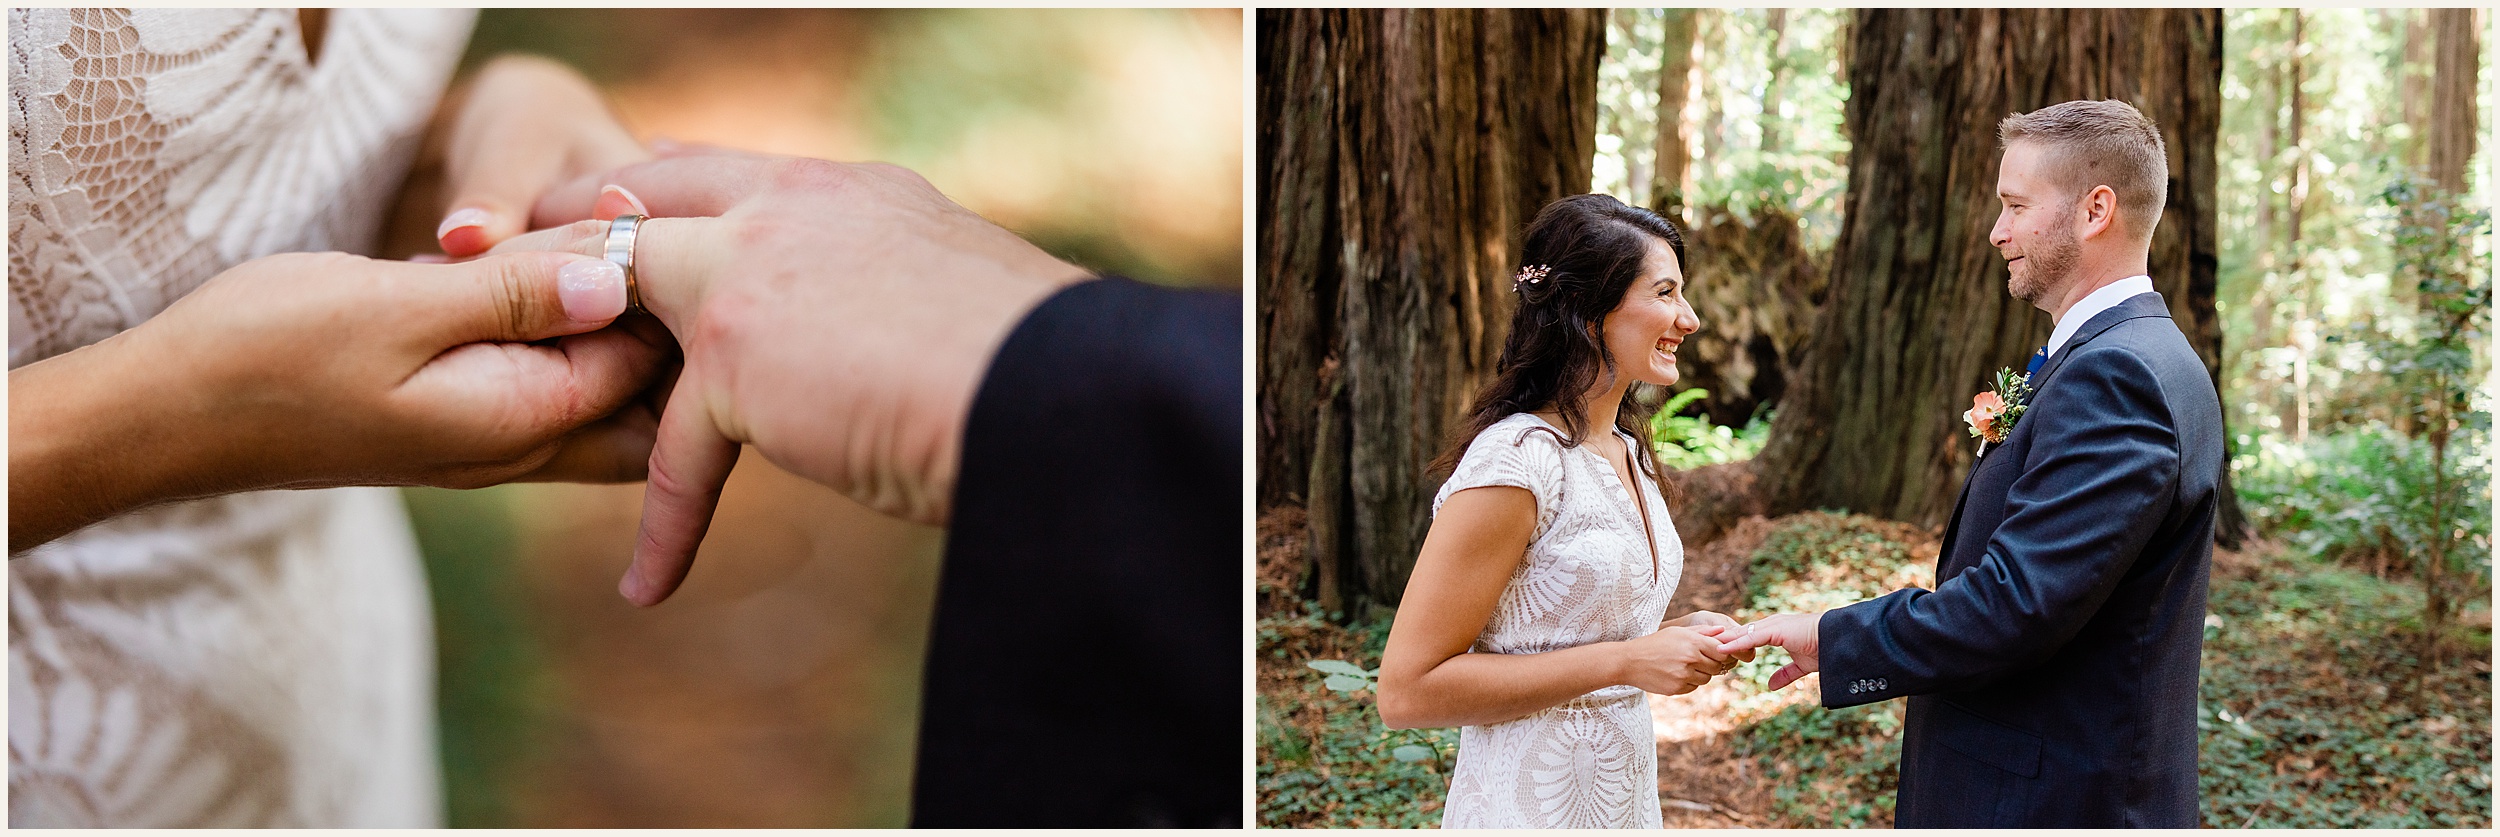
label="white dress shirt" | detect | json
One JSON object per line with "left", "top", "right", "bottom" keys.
{"left": 2044, "top": 275, "right": 2155, "bottom": 362}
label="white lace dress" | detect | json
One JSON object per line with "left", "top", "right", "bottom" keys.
{"left": 8, "top": 9, "right": 476, "bottom": 827}
{"left": 1431, "top": 413, "right": 1683, "bottom": 829}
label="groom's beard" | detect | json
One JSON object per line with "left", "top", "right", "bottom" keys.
{"left": 2008, "top": 215, "right": 2082, "bottom": 305}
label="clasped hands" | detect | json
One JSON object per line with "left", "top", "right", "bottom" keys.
{"left": 491, "top": 149, "right": 1091, "bottom": 606}
{"left": 1623, "top": 610, "right": 1823, "bottom": 696}
{"left": 11, "top": 56, "right": 1090, "bottom": 609}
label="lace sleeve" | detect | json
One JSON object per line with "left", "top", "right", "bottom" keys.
{"left": 1432, "top": 420, "right": 1568, "bottom": 539}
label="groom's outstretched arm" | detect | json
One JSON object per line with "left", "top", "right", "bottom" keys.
{"left": 1810, "top": 346, "right": 2181, "bottom": 708}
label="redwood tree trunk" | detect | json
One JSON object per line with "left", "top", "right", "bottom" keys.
{"left": 1651, "top": 9, "right": 1695, "bottom": 224}
{"left": 2427, "top": 8, "right": 2482, "bottom": 196}
{"left": 1758, "top": 10, "right": 2240, "bottom": 540}
{"left": 1257, "top": 9, "right": 1605, "bottom": 616}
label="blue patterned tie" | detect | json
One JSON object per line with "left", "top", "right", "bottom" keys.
{"left": 2024, "top": 345, "right": 2048, "bottom": 378}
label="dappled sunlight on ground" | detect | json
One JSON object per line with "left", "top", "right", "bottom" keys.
{"left": 1647, "top": 671, "right": 1801, "bottom": 826}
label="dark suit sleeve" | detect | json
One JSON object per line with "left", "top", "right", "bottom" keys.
{"left": 910, "top": 276, "right": 1241, "bottom": 827}
{"left": 1816, "top": 346, "right": 2181, "bottom": 709}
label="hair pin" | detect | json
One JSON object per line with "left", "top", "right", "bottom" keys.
{"left": 1512, "top": 264, "right": 1551, "bottom": 292}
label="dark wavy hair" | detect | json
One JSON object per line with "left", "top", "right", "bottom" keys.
{"left": 1429, "top": 193, "right": 1689, "bottom": 498}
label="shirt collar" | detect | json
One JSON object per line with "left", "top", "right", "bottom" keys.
{"left": 2045, "top": 275, "right": 2154, "bottom": 360}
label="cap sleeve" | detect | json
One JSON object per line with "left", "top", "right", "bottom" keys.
{"left": 1432, "top": 418, "right": 1568, "bottom": 539}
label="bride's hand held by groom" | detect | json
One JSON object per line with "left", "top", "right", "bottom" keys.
{"left": 1717, "top": 612, "right": 1823, "bottom": 691}
{"left": 15, "top": 54, "right": 673, "bottom": 554}
{"left": 1613, "top": 624, "right": 1742, "bottom": 697}
{"left": 9, "top": 251, "right": 671, "bottom": 551}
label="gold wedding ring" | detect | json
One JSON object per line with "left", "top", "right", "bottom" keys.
{"left": 604, "top": 214, "right": 645, "bottom": 313}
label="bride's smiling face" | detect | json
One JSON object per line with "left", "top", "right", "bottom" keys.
{"left": 1598, "top": 236, "right": 1700, "bottom": 388}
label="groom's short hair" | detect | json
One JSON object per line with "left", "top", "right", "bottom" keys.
{"left": 1998, "top": 100, "right": 2168, "bottom": 241}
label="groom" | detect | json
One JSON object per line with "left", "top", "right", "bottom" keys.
{"left": 1718, "top": 99, "right": 2224, "bottom": 827}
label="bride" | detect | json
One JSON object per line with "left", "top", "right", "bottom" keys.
{"left": 1376, "top": 194, "right": 1746, "bottom": 828}
{"left": 9, "top": 9, "right": 656, "bottom": 826}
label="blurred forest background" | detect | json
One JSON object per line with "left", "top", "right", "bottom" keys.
{"left": 1257, "top": 8, "right": 2489, "bottom": 828}
{"left": 404, "top": 9, "right": 1240, "bottom": 827}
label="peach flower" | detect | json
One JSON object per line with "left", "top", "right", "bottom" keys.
{"left": 1965, "top": 391, "right": 2006, "bottom": 440}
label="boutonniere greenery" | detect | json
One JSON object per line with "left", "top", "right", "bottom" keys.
{"left": 1965, "top": 367, "right": 2034, "bottom": 450}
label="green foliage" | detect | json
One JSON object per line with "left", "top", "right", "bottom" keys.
{"left": 2233, "top": 426, "right": 2492, "bottom": 602}
{"left": 1735, "top": 702, "right": 1903, "bottom": 827}
{"left": 2217, "top": 9, "right": 2495, "bottom": 438}
{"left": 400, "top": 487, "right": 556, "bottom": 828}
{"left": 1742, "top": 511, "right": 1925, "bottom": 613}
{"left": 1308, "top": 659, "right": 1379, "bottom": 694}
{"left": 1727, "top": 512, "right": 1928, "bottom": 826}
{"left": 2371, "top": 172, "right": 2492, "bottom": 420}
{"left": 1259, "top": 511, "right": 2491, "bottom": 828}
{"left": 1595, "top": 9, "right": 1850, "bottom": 247}
{"left": 2195, "top": 548, "right": 2492, "bottom": 827}
{"left": 1256, "top": 603, "right": 1457, "bottom": 828}
{"left": 1651, "top": 388, "right": 1771, "bottom": 469}
{"left": 1966, "top": 367, "right": 2035, "bottom": 442}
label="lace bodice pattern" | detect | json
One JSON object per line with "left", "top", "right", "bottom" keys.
{"left": 1430, "top": 413, "right": 1683, "bottom": 829}
{"left": 8, "top": 8, "right": 475, "bottom": 827}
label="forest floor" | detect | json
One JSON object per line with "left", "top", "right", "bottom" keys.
{"left": 1255, "top": 493, "right": 2493, "bottom": 828}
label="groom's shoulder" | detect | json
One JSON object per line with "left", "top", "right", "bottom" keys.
{"left": 2052, "top": 318, "right": 2218, "bottom": 423}
{"left": 2093, "top": 314, "right": 2205, "bottom": 380}
{"left": 2064, "top": 295, "right": 2195, "bottom": 372}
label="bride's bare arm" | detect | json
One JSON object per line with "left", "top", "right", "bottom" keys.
{"left": 9, "top": 337, "right": 213, "bottom": 552}
{"left": 1376, "top": 486, "right": 1732, "bottom": 730}
{"left": 8, "top": 251, "right": 664, "bottom": 552}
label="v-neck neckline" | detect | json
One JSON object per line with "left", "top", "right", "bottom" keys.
{"left": 296, "top": 9, "right": 333, "bottom": 69}
{"left": 1523, "top": 414, "right": 1663, "bottom": 583}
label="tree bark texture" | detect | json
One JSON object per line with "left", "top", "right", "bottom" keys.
{"left": 1651, "top": 9, "right": 1695, "bottom": 224}
{"left": 2428, "top": 8, "right": 2482, "bottom": 196}
{"left": 1757, "top": 9, "right": 1793, "bottom": 157}
{"left": 1757, "top": 9, "right": 2237, "bottom": 538}
{"left": 1257, "top": 9, "right": 1605, "bottom": 615}
{"left": 2400, "top": 9, "right": 2433, "bottom": 173}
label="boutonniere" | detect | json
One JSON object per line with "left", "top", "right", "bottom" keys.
{"left": 1965, "top": 367, "right": 2034, "bottom": 457}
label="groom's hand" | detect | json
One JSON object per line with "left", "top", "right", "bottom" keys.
{"left": 498, "top": 152, "right": 1091, "bottom": 606}
{"left": 1720, "top": 612, "right": 1823, "bottom": 691}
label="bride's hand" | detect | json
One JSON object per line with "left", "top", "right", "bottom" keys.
{"left": 1664, "top": 610, "right": 1755, "bottom": 662}
{"left": 421, "top": 55, "right": 650, "bottom": 257}
{"left": 1614, "top": 625, "right": 1735, "bottom": 696}
{"left": 9, "top": 251, "right": 670, "bottom": 551}
{"left": 1666, "top": 609, "right": 1739, "bottom": 630}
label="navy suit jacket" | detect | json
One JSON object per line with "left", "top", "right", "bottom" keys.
{"left": 1816, "top": 293, "right": 2224, "bottom": 827}
{"left": 911, "top": 277, "right": 1240, "bottom": 827}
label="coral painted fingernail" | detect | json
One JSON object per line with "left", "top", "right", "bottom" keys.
{"left": 437, "top": 207, "right": 494, "bottom": 255}
{"left": 596, "top": 184, "right": 650, "bottom": 220}
{"left": 437, "top": 207, "right": 492, "bottom": 240}
{"left": 557, "top": 259, "right": 627, "bottom": 323}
